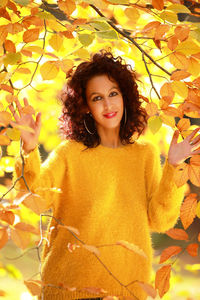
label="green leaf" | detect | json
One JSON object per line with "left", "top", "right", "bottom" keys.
{"left": 148, "top": 116, "right": 162, "bottom": 134}
{"left": 167, "top": 4, "right": 191, "bottom": 14}
{"left": 13, "top": 0, "right": 29, "bottom": 6}
{"left": 96, "top": 30, "right": 118, "bottom": 40}
{"left": 159, "top": 11, "right": 178, "bottom": 24}
{"left": 78, "top": 34, "right": 95, "bottom": 46}
{"left": 90, "top": 21, "right": 110, "bottom": 31}
{"left": 3, "top": 52, "right": 21, "bottom": 66}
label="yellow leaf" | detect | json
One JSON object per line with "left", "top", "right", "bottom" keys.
{"left": 174, "top": 162, "right": 189, "bottom": 187}
{"left": 177, "top": 118, "right": 190, "bottom": 132}
{"left": 124, "top": 7, "right": 140, "bottom": 21}
{"left": 58, "top": 59, "right": 74, "bottom": 73}
{"left": 167, "top": 4, "right": 190, "bottom": 14}
{"left": 74, "top": 48, "right": 90, "bottom": 60}
{"left": 188, "top": 57, "right": 200, "bottom": 77}
{"left": 40, "top": 61, "right": 59, "bottom": 80}
{"left": 49, "top": 34, "right": 63, "bottom": 52}
{"left": 6, "top": 128, "right": 21, "bottom": 141}
{"left": 0, "top": 111, "right": 12, "bottom": 126}
{"left": 10, "top": 228, "right": 30, "bottom": 250}
{"left": 180, "top": 194, "right": 197, "bottom": 229}
{"left": 176, "top": 40, "right": 200, "bottom": 56}
{"left": 147, "top": 116, "right": 162, "bottom": 134}
{"left": 3, "top": 52, "right": 21, "bottom": 66}
{"left": 169, "top": 52, "right": 189, "bottom": 69}
{"left": 0, "top": 135, "right": 10, "bottom": 146}
{"left": 116, "top": 240, "right": 147, "bottom": 258}
{"left": 160, "top": 114, "right": 175, "bottom": 128}
{"left": 24, "top": 46, "right": 44, "bottom": 55}
{"left": 15, "top": 67, "right": 31, "bottom": 74}
{"left": 0, "top": 0, "right": 8, "bottom": 7}
{"left": 171, "top": 81, "right": 188, "bottom": 98}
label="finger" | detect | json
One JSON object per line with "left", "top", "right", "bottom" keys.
{"left": 35, "top": 112, "right": 42, "bottom": 130}
{"left": 9, "top": 104, "right": 20, "bottom": 122}
{"left": 191, "top": 140, "right": 200, "bottom": 151}
{"left": 23, "top": 97, "right": 29, "bottom": 106}
{"left": 186, "top": 127, "right": 200, "bottom": 141}
{"left": 171, "top": 130, "right": 179, "bottom": 145}
{"left": 15, "top": 99, "right": 23, "bottom": 116}
{"left": 192, "top": 148, "right": 200, "bottom": 155}
{"left": 190, "top": 134, "right": 200, "bottom": 146}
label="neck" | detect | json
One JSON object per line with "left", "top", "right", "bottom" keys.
{"left": 97, "top": 127, "right": 122, "bottom": 148}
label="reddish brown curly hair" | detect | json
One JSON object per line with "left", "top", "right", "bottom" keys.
{"left": 59, "top": 50, "right": 147, "bottom": 148}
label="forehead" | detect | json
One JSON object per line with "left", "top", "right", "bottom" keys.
{"left": 86, "top": 74, "right": 119, "bottom": 94}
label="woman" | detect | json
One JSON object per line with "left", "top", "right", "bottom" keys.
{"left": 12, "top": 51, "right": 200, "bottom": 300}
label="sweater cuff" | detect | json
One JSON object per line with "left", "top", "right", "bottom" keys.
{"left": 15, "top": 146, "right": 41, "bottom": 177}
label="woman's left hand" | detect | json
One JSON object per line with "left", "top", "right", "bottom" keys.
{"left": 168, "top": 127, "right": 200, "bottom": 167}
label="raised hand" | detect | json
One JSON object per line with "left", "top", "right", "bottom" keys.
{"left": 168, "top": 127, "right": 200, "bottom": 167}
{"left": 9, "top": 98, "right": 41, "bottom": 154}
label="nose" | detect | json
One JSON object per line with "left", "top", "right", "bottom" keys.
{"left": 104, "top": 97, "right": 112, "bottom": 111}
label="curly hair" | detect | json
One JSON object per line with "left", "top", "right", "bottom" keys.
{"left": 59, "top": 50, "right": 147, "bottom": 148}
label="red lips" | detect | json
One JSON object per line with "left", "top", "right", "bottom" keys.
{"left": 103, "top": 112, "right": 117, "bottom": 118}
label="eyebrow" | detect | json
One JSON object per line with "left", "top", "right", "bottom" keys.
{"left": 89, "top": 86, "right": 120, "bottom": 98}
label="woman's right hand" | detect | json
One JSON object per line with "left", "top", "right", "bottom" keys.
{"left": 9, "top": 98, "right": 41, "bottom": 154}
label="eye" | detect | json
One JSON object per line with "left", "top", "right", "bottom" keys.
{"left": 92, "top": 95, "right": 102, "bottom": 102}
{"left": 109, "top": 91, "right": 118, "bottom": 97}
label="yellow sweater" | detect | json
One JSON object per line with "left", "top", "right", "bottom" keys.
{"left": 15, "top": 139, "right": 184, "bottom": 300}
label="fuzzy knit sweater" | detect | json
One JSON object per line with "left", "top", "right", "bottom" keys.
{"left": 15, "top": 139, "right": 184, "bottom": 300}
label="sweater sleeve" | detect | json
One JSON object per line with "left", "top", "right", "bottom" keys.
{"left": 14, "top": 141, "right": 68, "bottom": 211}
{"left": 145, "top": 142, "right": 185, "bottom": 233}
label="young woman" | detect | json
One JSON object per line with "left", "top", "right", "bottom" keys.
{"left": 12, "top": 51, "right": 200, "bottom": 300}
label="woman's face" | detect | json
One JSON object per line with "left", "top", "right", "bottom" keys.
{"left": 86, "top": 74, "right": 124, "bottom": 133}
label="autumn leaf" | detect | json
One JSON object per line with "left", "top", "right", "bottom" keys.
{"left": 154, "top": 24, "right": 170, "bottom": 40}
{"left": 40, "top": 61, "right": 59, "bottom": 80}
{"left": 198, "top": 233, "right": 200, "bottom": 242}
{"left": 14, "top": 222, "right": 39, "bottom": 235}
{"left": 170, "top": 70, "right": 190, "bottom": 81}
{"left": 0, "top": 209, "right": 15, "bottom": 225}
{"left": 15, "top": 192, "right": 48, "bottom": 215}
{"left": 171, "top": 81, "right": 188, "bottom": 98}
{"left": 82, "top": 244, "right": 100, "bottom": 256}
{"left": 24, "top": 280, "right": 41, "bottom": 296}
{"left": 116, "top": 240, "right": 147, "bottom": 258}
{"left": 188, "top": 160, "right": 200, "bottom": 187}
{"left": 155, "top": 265, "right": 171, "bottom": 298}
{"left": 159, "top": 246, "right": 182, "bottom": 263}
{"left": 174, "top": 26, "right": 190, "bottom": 42}
{"left": 167, "top": 36, "right": 178, "bottom": 51}
{"left": 57, "top": 224, "right": 80, "bottom": 236}
{"left": 177, "top": 118, "right": 190, "bottom": 132}
{"left": 180, "top": 194, "right": 197, "bottom": 229}
{"left": 23, "top": 28, "right": 40, "bottom": 43}
{"left": 0, "top": 135, "right": 10, "bottom": 146}
{"left": 160, "top": 82, "right": 174, "bottom": 104}
{"left": 186, "top": 243, "right": 199, "bottom": 257}
{"left": 145, "top": 102, "right": 158, "bottom": 117}
{"left": 142, "top": 21, "right": 160, "bottom": 33}
{"left": 10, "top": 227, "right": 30, "bottom": 249}
{"left": 4, "top": 39, "right": 16, "bottom": 52}
{"left": 165, "top": 228, "right": 189, "bottom": 240}
{"left": 169, "top": 52, "right": 189, "bottom": 70}
{"left": 137, "top": 281, "right": 157, "bottom": 298}
{"left": 0, "top": 111, "right": 12, "bottom": 126}
{"left": 58, "top": 0, "right": 76, "bottom": 16}
{"left": 152, "top": 0, "right": 164, "bottom": 11}
{"left": 49, "top": 34, "right": 63, "bottom": 52}
{"left": 0, "top": 228, "right": 8, "bottom": 249}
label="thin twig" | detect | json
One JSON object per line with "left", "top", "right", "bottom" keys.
{"left": 142, "top": 53, "right": 160, "bottom": 99}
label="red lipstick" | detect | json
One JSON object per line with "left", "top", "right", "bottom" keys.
{"left": 103, "top": 112, "right": 117, "bottom": 118}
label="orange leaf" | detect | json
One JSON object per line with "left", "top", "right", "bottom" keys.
{"left": 4, "top": 39, "right": 16, "bottom": 52}
{"left": 188, "top": 163, "right": 200, "bottom": 187}
{"left": 162, "top": 106, "right": 183, "bottom": 118}
{"left": 169, "top": 52, "right": 189, "bottom": 70}
{"left": 186, "top": 243, "right": 199, "bottom": 257}
{"left": 7, "top": 22, "right": 23, "bottom": 34}
{"left": 116, "top": 240, "right": 147, "bottom": 258}
{"left": 24, "top": 280, "right": 41, "bottom": 296}
{"left": 160, "top": 82, "right": 174, "bottom": 104}
{"left": 57, "top": 224, "right": 80, "bottom": 236}
{"left": 82, "top": 244, "right": 100, "bottom": 256}
{"left": 0, "top": 135, "right": 10, "bottom": 146}
{"left": 0, "top": 83, "right": 13, "bottom": 94}
{"left": 177, "top": 118, "right": 190, "bottom": 132}
{"left": 11, "top": 227, "right": 30, "bottom": 249}
{"left": 58, "top": 0, "right": 76, "bottom": 16}
{"left": 154, "top": 24, "right": 170, "bottom": 40}
{"left": 174, "top": 25, "right": 190, "bottom": 42}
{"left": 0, "top": 111, "right": 12, "bottom": 126}
{"left": 137, "top": 281, "right": 157, "bottom": 298}
{"left": 142, "top": 21, "right": 160, "bottom": 33}
{"left": 180, "top": 195, "right": 197, "bottom": 229}
{"left": 21, "top": 49, "right": 32, "bottom": 57}
{"left": 152, "top": 0, "right": 164, "bottom": 11}
{"left": 0, "top": 210, "right": 15, "bottom": 225}
{"left": 170, "top": 70, "right": 190, "bottom": 81}
{"left": 15, "top": 67, "right": 31, "bottom": 74}
{"left": 174, "top": 163, "right": 189, "bottom": 187}
{"left": 167, "top": 36, "right": 178, "bottom": 51}
{"left": 166, "top": 228, "right": 189, "bottom": 240}
{"left": 14, "top": 222, "right": 39, "bottom": 235}
{"left": 23, "top": 28, "right": 40, "bottom": 43}
{"left": 155, "top": 265, "right": 171, "bottom": 298}
{"left": 6, "top": 94, "right": 18, "bottom": 103}
{"left": 190, "top": 155, "right": 200, "bottom": 167}
{"left": 159, "top": 246, "right": 182, "bottom": 264}
{"left": 145, "top": 102, "right": 158, "bottom": 116}
{"left": 0, "top": 228, "right": 8, "bottom": 249}
{"left": 15, "top": 192, "right": 47, "bottom": 215}
{"left": 0, "top": 25, "right": 8, "bottom": 45}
